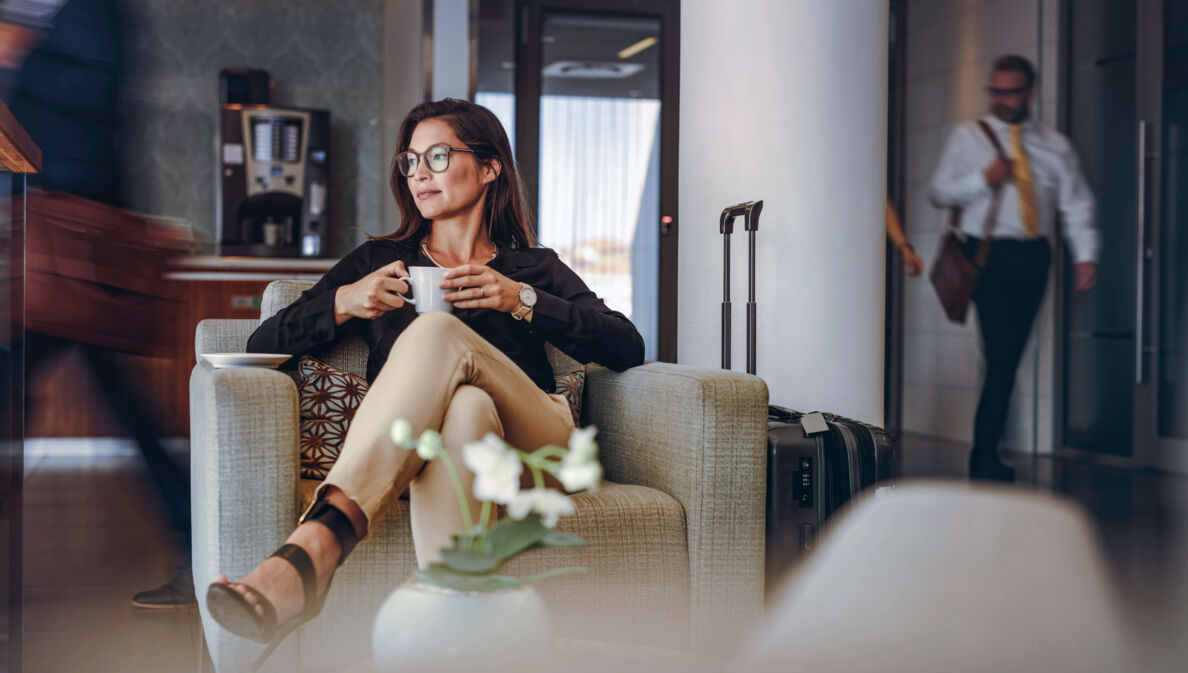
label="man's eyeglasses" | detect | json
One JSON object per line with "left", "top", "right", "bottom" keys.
{"left": 986, "top": 86, "right": 1030, "bottom": 96}
{"left": 396, "top": 144, "right": 477, "bottom": 177}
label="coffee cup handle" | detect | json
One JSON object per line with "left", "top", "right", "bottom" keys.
{"left": 393, "top": 276, "right": 415, "bottom": 305}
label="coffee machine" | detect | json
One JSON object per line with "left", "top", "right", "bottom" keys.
{"left": 217, "top": 105, "right": 330, "bottom": 257}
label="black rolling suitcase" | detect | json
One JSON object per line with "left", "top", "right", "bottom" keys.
{"left": 717, "top": 201, "right": 898, "bottom": 588}
{"left": 764, "top": 406, "right": 896, "bottom": 583}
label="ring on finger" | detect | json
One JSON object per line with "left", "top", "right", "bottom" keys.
{"left": 478, "top": 286, "right": 485, "bottom": 298}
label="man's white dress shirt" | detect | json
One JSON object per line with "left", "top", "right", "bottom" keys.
{"left": 928, "top": 115, "right": 1099, "bottom": 264}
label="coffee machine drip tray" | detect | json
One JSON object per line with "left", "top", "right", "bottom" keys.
{"left": 222, "top": 192, "right": 301, "bottom": 257}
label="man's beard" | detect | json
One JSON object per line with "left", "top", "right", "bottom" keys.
{"left": 993, "top": 101, "right": 1030, "bottom": 124}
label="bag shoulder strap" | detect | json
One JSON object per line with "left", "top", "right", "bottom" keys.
{"left": 976, "top": 119, "right": 1007, "bottom": 158}
{"left": 972, "top": 119, "right": 1007, "bottom": 265}
{"left": 944, "top": 119, "right": 1009, "bottom": 268}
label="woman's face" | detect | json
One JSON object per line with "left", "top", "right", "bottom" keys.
{"left": 405, "top": 118, "right": 497, "bottom": 222}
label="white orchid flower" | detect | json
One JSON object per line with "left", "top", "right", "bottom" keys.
{"left": 567, "top": 426, "right": 598, "bottom": 462}
{"left": 508, "top": 488, "right": 575, "bottom": 528}
{"left": 556, "top": 426, "right": 601, "bottom": 492}
{"left": 390, "top": 419, "right": 414, "bottom": 447}
{"left": 461, "top": 433, "right": 510, "bottom": 472}
{"left": 558, "top": 460, "right": 602, "bottom": 492}
{"left": 478, "top": 432, "right": 507, "bottom": 455}
{"left": 463, "top": 433, "right": 522, "bottom": 504}
{"left": 416, "top": 429, "right": 443, "bottom": 461}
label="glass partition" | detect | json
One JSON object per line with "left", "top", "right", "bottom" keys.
{"left": 0, "top": 170, "right": 24, "bottom": 673}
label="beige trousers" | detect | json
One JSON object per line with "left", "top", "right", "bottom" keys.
{"left": 310, "top": 311, "right": 575, "bottom": 566}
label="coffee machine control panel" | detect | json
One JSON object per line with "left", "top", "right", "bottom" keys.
{"left": 245, "top": 112, "right": 306, "bottom": 198}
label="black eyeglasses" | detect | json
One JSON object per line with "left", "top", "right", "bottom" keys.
{"left": 986, "top": 86, "right": 1030, "bottom": 96}
{"left": 396, "top": 144, "right": 477, "bottom": 177}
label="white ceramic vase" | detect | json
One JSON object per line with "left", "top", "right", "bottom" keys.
{"left": 371, "top": 580, "right": 553, "bottom": 673}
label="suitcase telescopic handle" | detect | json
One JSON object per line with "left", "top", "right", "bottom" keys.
{"left": 720, "top": 203, "right": 747, "bottom": 370}
{"left": 744, "top": 201, "right": 762, "bottom": 374}
{"left": 719, "top": 200, "right": 764, "bottom": 374}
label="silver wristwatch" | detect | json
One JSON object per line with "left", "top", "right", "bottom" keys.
{"left": 511, "top": 283, "right": 537, "bottom": 320}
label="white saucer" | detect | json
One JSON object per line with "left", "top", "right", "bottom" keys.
{"left": 200, "top": 353, "right": 292, "bottom": 369}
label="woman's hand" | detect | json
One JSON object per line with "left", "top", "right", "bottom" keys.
{"left": 333, "top": 261, "right": 410, "bottom": 324}
{"left": 900, "top": 243, "right": 925, "bottom": 277}
{"left": 441, "top": 264, "right": 523, "bottom": 313}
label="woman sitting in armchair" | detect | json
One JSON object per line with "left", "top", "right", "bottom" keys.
{"left": 205, "top": 98, "right": 644, "bottom": 668}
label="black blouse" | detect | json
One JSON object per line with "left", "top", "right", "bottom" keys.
{"left": 246, "top": 238, "right": 645, "bottom": 393}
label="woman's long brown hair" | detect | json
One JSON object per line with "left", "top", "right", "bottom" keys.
{"left": 385, "top": 98, "right": 536, "bottom": 248}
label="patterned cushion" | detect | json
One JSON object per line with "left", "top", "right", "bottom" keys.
{"left": 555, "top": 369, "right": 584, "bottom": 424}
{"left": 297, "top": 355, "right": 583, "bottom": 479}
{"left": 298, "top": 356, "right": 369, "bottom": 479}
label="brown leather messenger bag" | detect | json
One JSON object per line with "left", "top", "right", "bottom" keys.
{"left": 929, "top": 119, "right": 1008, "bottom": 324}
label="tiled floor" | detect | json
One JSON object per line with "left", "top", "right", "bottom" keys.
{"left": 22, "top": 446, "right": 201, "bottom": 673}
{"left": 17, "top": 435, "right": 1188, "bottom": 672}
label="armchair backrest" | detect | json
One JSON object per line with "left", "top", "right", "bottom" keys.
{"left": 261, "top": 280, "right": 370, "bottom": 377}
{"left": 260, "top": 280, "right": 582, "bottom": 378}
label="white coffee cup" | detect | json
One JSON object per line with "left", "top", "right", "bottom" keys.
{"left": 395, "top": 266, "right": 452, "bottom": 313}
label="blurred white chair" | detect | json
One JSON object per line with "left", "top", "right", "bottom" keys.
{"left": 744, "top": 481, "right": 1139, "bottom": 673}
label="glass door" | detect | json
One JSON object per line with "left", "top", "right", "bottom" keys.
{"left": 513, "top": 0, "right": 679, "bottom": 362}
{"left": 1140, "top": 0, "right": 1188, "bottom": 473}
{"left": 1060, "top": 0, "right": 1188, "bottom": 474}
{"left": 1060, "top": 0, "right": 1139, "bottom": 464}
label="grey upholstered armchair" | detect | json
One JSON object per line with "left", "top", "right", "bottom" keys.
{"left": 191, "top": 280, "right": 768, "bottom": 673}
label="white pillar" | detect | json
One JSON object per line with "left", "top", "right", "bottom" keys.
{"left": 381, "top": 0, "right": 426, "bottom": 234}
{"left": 381, "top": 0, "right": 471, "bottom": 235}
{"left": 432, "top": 0, "right": 471, "bottom": 100}
{"left": 679, "top": 0, "right": 888, "bottom": 424}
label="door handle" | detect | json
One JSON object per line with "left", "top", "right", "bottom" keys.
{"left": 1136, "top": 120, "right": 1150, "bottom": 385}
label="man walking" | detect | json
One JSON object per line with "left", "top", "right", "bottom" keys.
{"left": 929, "top": 54, "right": 1098, "bottom": 481}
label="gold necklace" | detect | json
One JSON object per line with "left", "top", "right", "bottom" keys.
{"left": 421, "top": 238, "right": 497, "bottom": 268}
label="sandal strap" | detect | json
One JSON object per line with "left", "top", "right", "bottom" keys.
{"left": 270, "top": 544, "right": 316, "bottom": 615}
{"left": 301, "top": 499, "right": 359, "bottom": 565}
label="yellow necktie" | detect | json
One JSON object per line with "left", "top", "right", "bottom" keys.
{"left": 1009, "top": 124, "right": 1039, "bottom": 238}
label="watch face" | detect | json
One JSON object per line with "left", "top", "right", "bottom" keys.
{"left": 519, "top": 285, "right": 537, "bottom": 306}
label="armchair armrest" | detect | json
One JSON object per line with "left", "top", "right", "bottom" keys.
{"left": 190, "top": 362, "right": 301, "bottom": 669}
{"left": 583, "top": 362, "right": 768, "bottom": 653}
{"left": 194, "top": 318, "right": 259, "bottom": 362}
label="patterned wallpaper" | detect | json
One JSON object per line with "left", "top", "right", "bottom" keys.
{"left": 122, "top": 0, "right": 384, "bottom": 257}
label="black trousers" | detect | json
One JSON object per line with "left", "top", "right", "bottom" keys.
{"left": 963, "top": 237, "right": 1051, "bottom": 457}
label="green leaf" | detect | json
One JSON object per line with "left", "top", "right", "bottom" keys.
{"left": 439, "top": 548, "right": 502, "bottom": 574}
{"left": 485, "top": 514, "right": 548, "bottom": 561}
{"left": 538, "top": 531, "right": 585, "bottom": 548}
{"left": 414, "top": 564, "right": 527, "bottom": 592}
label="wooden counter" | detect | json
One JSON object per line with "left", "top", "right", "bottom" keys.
{"left": 27, "top": 256, "right": 335, "bottom": 438}
{"left": 0, "top": 96, "right": 40, "bottom": 173}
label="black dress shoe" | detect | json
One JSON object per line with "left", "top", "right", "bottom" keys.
{"left": 131, "top": 572, "right": 196, "bottom": 609}
{"left": 969, "top": 452, "right": 1016, "bottom": 483}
